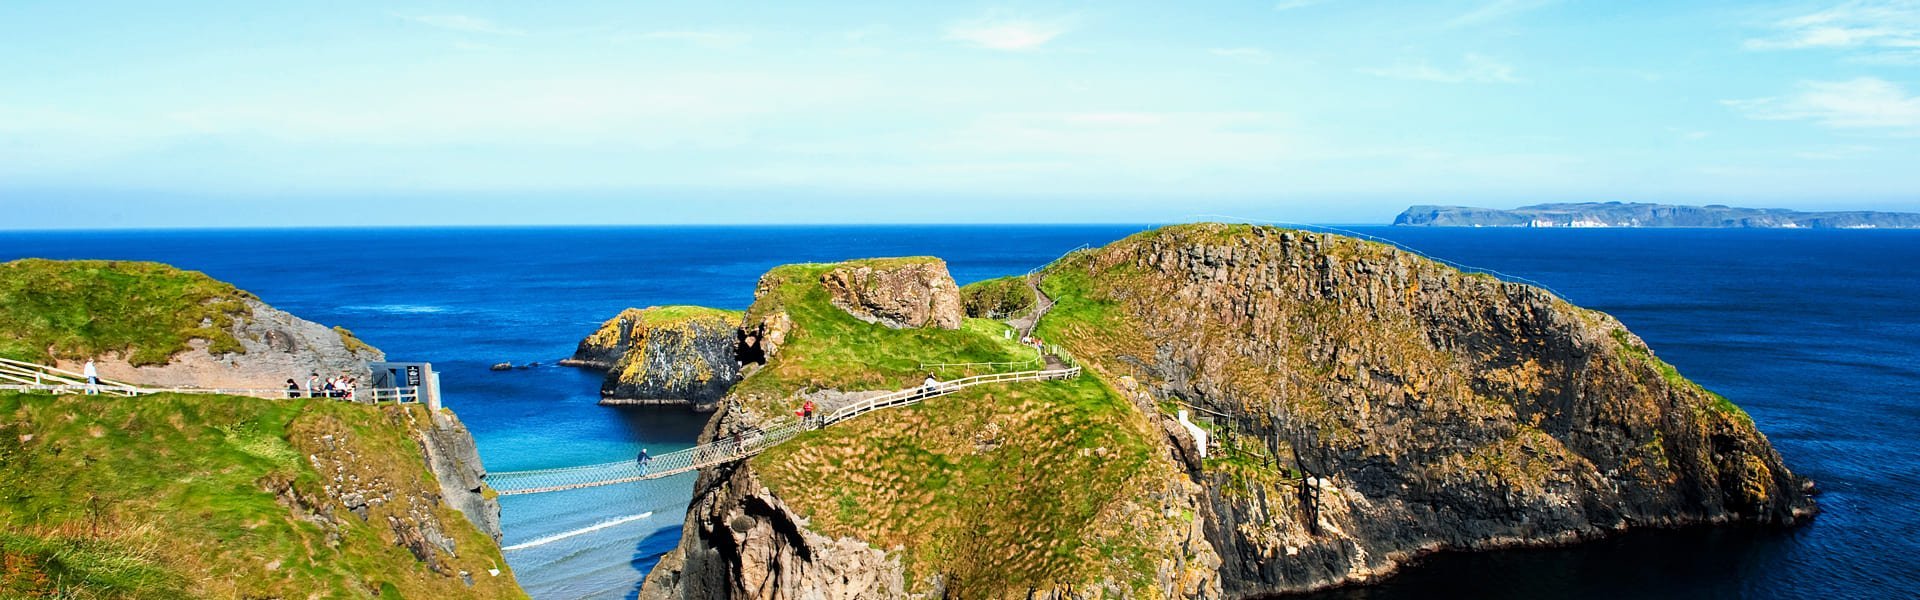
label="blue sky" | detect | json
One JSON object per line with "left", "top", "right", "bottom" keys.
{"left": 3, "top": 1, "right": 1919, "bottom": 228}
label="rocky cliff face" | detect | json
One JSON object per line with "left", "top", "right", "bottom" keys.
{"left": 417, "top": 407, "right": 503, "bottom": 541}
{"left": 56, "top": 298, "right": 384, "bottom": 389}
{"left": 640, "top": 404, "right": 908, "bottom": 600}
{"left": 270, "top": 403, "right": 517, "bottom": 594}
{"left": 564, "top": 306, "right": 745, "bottom": 408}
{"left": 820, "top": 258, "right": 964, "bottom": 330}
{"left": 1037, "top": 224, "right": 1814, "bottom": 595}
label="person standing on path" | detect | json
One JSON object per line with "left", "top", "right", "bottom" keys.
{"left": 82, "top": 359, "right": 99, "bottom": 395}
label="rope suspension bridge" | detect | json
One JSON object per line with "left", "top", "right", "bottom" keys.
{"left": 486, "top": 366, "right": 1081, "bottom": 496}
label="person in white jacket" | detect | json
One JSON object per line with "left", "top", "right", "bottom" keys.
{"left": 82, "top": 359, "right": 99, "bottom": 395}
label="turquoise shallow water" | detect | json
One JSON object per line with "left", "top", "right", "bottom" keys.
{"left": 4, "top": 225, "right": 1914, "bottom": 599}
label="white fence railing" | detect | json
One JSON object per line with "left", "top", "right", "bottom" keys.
{"left": 0, "top": 358, "right": 421, "bottom": 404}
{"left": 0, "top": 382, "right": 424, "bottom": 404}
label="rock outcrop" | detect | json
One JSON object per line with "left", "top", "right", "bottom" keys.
{"left": 819, "top": 258, "right": 964, "bottom": 330}
{"left": 54, "top": 298, "right": 384, "bottom": 389}
{"left": 640, "top": 405, "right": 907, "bottom": 600}
{"left": 564, "top": 306, "right": 744, "bottom": 408}
{"left": 1041, "top": 223, "right": 1814, "bottom": 594}
{"left": 638, "top": 224, "right": 1813, "bottom": 599}
{"left": 645, "top": 258, "right": 1223, "bottom": 599}
{"left": 417, "top": 407, "right": 503, "bottom": 541}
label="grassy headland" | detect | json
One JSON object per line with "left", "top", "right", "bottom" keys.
{"left": 732, "top": 258, "right": 1177, "bottom": 596}
{"left": 0, "top": 392, "right": 523, "bottom": 599}
{"left": 732, "top": 260, "right": 1035, "bottom": 407}
{"left": 0, "top": 260, "right": 254, "bottom": 365}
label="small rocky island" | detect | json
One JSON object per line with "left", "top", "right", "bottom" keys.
{"left": 1396, "top": 202, "right": 1920, "bottom": 228}
{"left": 562, "top": 306, "right": 747, "bottom": 408}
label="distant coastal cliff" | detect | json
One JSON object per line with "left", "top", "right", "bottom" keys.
{"left": 1395, "top": 202, "right": 1920, "bottom": 228}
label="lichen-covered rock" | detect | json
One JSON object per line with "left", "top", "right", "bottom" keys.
{"left": 56, "top": 298, "right": 384, "bottom": 389}
{"left": 819, "top": 258, "right": 964, "bottom": 330}
{"left": 566, "top": 306, "right": 744, "bottom": 407}
{"left": 1041, "top": 223, "right": 1815, "bottom": 595}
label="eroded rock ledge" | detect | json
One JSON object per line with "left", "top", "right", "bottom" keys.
{"left": 820, "top": 258, "right": 964, "bottom": 330}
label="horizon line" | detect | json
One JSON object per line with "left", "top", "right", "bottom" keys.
{"left": 0, "top": 221, "right": 1394, "bottom": 234}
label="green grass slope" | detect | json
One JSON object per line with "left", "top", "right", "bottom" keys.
{"left": 732, "top": 259, "right": 1186, "bottom": 597}
{"left": 0, "top": 260, "right": 254, "bottom": 365}
{"left": 733, "top": 260, "right": 1037, "bottom": 408}
{"left": 0, "top": 393, "right": 523, "bottom": 599}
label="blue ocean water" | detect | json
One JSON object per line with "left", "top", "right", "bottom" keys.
{"left": 1, "top": 225, "right": 1914, "bottom": 599}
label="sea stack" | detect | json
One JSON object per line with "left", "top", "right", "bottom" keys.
{"left": 565, "top": 306, "right": 745, "bottom": 408}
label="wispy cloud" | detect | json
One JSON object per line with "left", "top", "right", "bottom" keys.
{"left": 1209, "top": 47, "right": 1273, "bottom": 64}
{"left": 1445, "top": 0, "right": 1554, "bottom": 28}
{"left": 1744, "top": 0, "right": 1920, "bottom": 54}
{"left": 627, "top": 30, "right": 753, "bottom": 49}
{"left": 1725, "top": 77, "right": 1920, "bottom": 134}
{"left": 944, "top": 17, "right": 1070, "bottom": 51}
{"left": 1361, "top": 54, "right": 1519, "bottom": 83}
{"left": 397, "top": 14, "right": 524, "bottom": 36}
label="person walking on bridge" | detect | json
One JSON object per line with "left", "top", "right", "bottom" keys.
{"left": 82, "top": 359, "right": 99, "bottom": 395}
{"left": 922, "top": 373, "right": 940, "bottom": 397}
{"left": 798, "top": 399, "right": 818, "bottom": 428}
{"left": 636, "top": 448, "right": 653, "bottom": 474}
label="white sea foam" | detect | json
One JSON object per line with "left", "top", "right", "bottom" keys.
{"left": 339, "top": 304, "right": 451, "bottom": 314}
{"left": 502, "top": 512, "right": 654, "bottom": 552}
